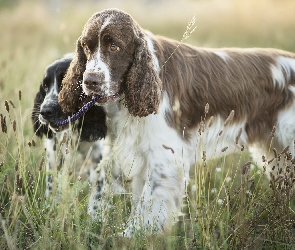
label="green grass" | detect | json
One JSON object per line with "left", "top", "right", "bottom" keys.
{"left": 1, "top": 0, "right": 295, "bottom": 249}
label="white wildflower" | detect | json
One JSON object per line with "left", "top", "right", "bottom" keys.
{"left": 225, "top": 177, "right": 232, "bottom": 183}
{"left": 217, "top": 199, "right": 223, "bottom": 205}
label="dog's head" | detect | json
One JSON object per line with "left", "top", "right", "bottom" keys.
{"left": 32, "top": 53, "right": 107, "bottom": 141}
{"left": 59, "top": 9, "right": 162, "bottom": 117}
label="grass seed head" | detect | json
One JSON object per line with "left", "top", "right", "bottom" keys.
{"left": 280, "top": 146, "right": 289, "bottom": 155}
{"left": 208, "top": 115, "right": 214, "bottom": 127}
{"left": 14, "top": 163, "right": 18, "bottom": 172}
{"left": 28, "top": 171, "right": 34, "bottom": 186}
{"left": 275, "top": 175, "right": 284, "bottom": 184}
{"left": 221, "top": 146, "right": 228, "bottom": 152}
{"left": 235, "top": 128, "right": 242, "bottom": 144}
{"left": 13, "top": 120, "right": 16, "bottom": 132}
{"left": 4, "top": 100, "right": 9, "bottom": 112}
{"left": 204, "top": 103, "right": 209, "bottom": 114}
{"left": 224, "top": 110, "right": 235, "bottom": 127}
{"left": 241, "top": 161, "right": 251, "bottom": 175}
{"left": 61, "top": 133, "right": 67, "bottom": 145}
{"left": 17, "top": 177, "right": 23, "bottom": 189}
{"left": 271, "top": 126, "right": 276, "bottom": 137}
{"left": 202, "top": 151, "right": 206, "bottom": 161}
{"left": 0, "top": 206, "right": 4, "bottom": 216}
{"left": 38, "top": 156, "right": 44, "bottom": 171}
{"left": 182, "top": 15, "right": 197, "bottom": 41}
{"left": 1, "top": 114, "right": 7, "bottom": 133}
{"left": 198, "top": 120, "right": 205, "bottom": 135}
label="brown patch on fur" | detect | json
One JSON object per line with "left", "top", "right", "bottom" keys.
{"left": 123, "top": 30, "right": 162, "bottom": 117}
{"left": 153, "top": 37, "right": 295, "bottom": 141}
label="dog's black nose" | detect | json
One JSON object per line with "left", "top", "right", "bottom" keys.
{"left": 40, "top": 105, "right": 55, "bottom": 120}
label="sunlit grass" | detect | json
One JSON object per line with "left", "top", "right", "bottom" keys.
{"left": 1, "top": 0, "right": 295, "bottom": 249}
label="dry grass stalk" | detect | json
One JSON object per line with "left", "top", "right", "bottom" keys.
{"left": 224, "top": 110, "right": 235, "bottom": 127}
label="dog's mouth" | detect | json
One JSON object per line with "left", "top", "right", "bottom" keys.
{"left": 38, "top": 114, "right": 49, "bottom": 125}
{"left": 52, "top": 90, "right": 123, "bottom": 128}
{"left": 94, "top": 91, "right": 122, "bottom": 105}
{"left": 83, "top": 84, "right": 122, "bottom": 105}
{"left": 39, "top": 114, "right": 69, "bottom": 132}
{"left": 48, "top": 122, "right": 69, "bottom": 133}
{"left": 52, "top": 91, "right": 121, "bottom": 128}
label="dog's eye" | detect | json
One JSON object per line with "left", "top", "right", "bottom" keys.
{"left": 110, "top": 43, "right": 120, "bottom": 52}
{"left": 82, "top": 42, "right": 90, "bottom": 53}
{"left": 43, "top": 83, "right": 48, "bottom": 92}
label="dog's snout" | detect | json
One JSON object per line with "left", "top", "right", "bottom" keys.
{"left": 40, "top": 105, "right": 57, "bottom": 120}
{"left": 83, "top": 72, "right": 102, "bottom": 88}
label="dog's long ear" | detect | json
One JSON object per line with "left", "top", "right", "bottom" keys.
{"left": 124, "top": 32, "right": 162, "bottom": 117}
{"left": 59, "top": 37, "right": 90, "bottom": 113}
{"left": 77, "top": 106, "right": 107, "bottom": 142}
{"left": 32, "top": 85, "right": 53, "bottom": 138}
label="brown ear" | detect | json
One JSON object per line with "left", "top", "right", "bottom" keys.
{"left": 59, "top": 37, "right": 89, "bottom": 113}
{"left": 124, "top": 33, "right": 162, "bottom": 117}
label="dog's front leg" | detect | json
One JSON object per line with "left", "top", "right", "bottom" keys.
{"left": 122, "top": 155, "right": 189, "bottom": 237}
{"left": 44, "top": 138, "right": 57, "bottom": 198}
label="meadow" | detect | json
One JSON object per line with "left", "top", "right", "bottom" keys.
{"left": 1, "top": 0, "right": 295, "bottom": 249}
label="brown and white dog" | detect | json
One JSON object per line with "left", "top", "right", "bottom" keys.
{"left": 59, "top": 9, "right": 295, "bottom": 236}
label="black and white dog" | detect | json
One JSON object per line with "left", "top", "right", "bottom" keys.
{"left": 32, "top": 53, "right": 109, "bottom": 218}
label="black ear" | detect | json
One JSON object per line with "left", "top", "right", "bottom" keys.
{"left": 32, "top": 85, "right": 53, "bottom": 138}
{"left": 77, "top": 105, "right": 107, "bottom": 142}
{"left": 59, "top": 37, "right": 90, "bottom": 113}
{"left": 124, "top": 32, "right": 162, "bottom": 117}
